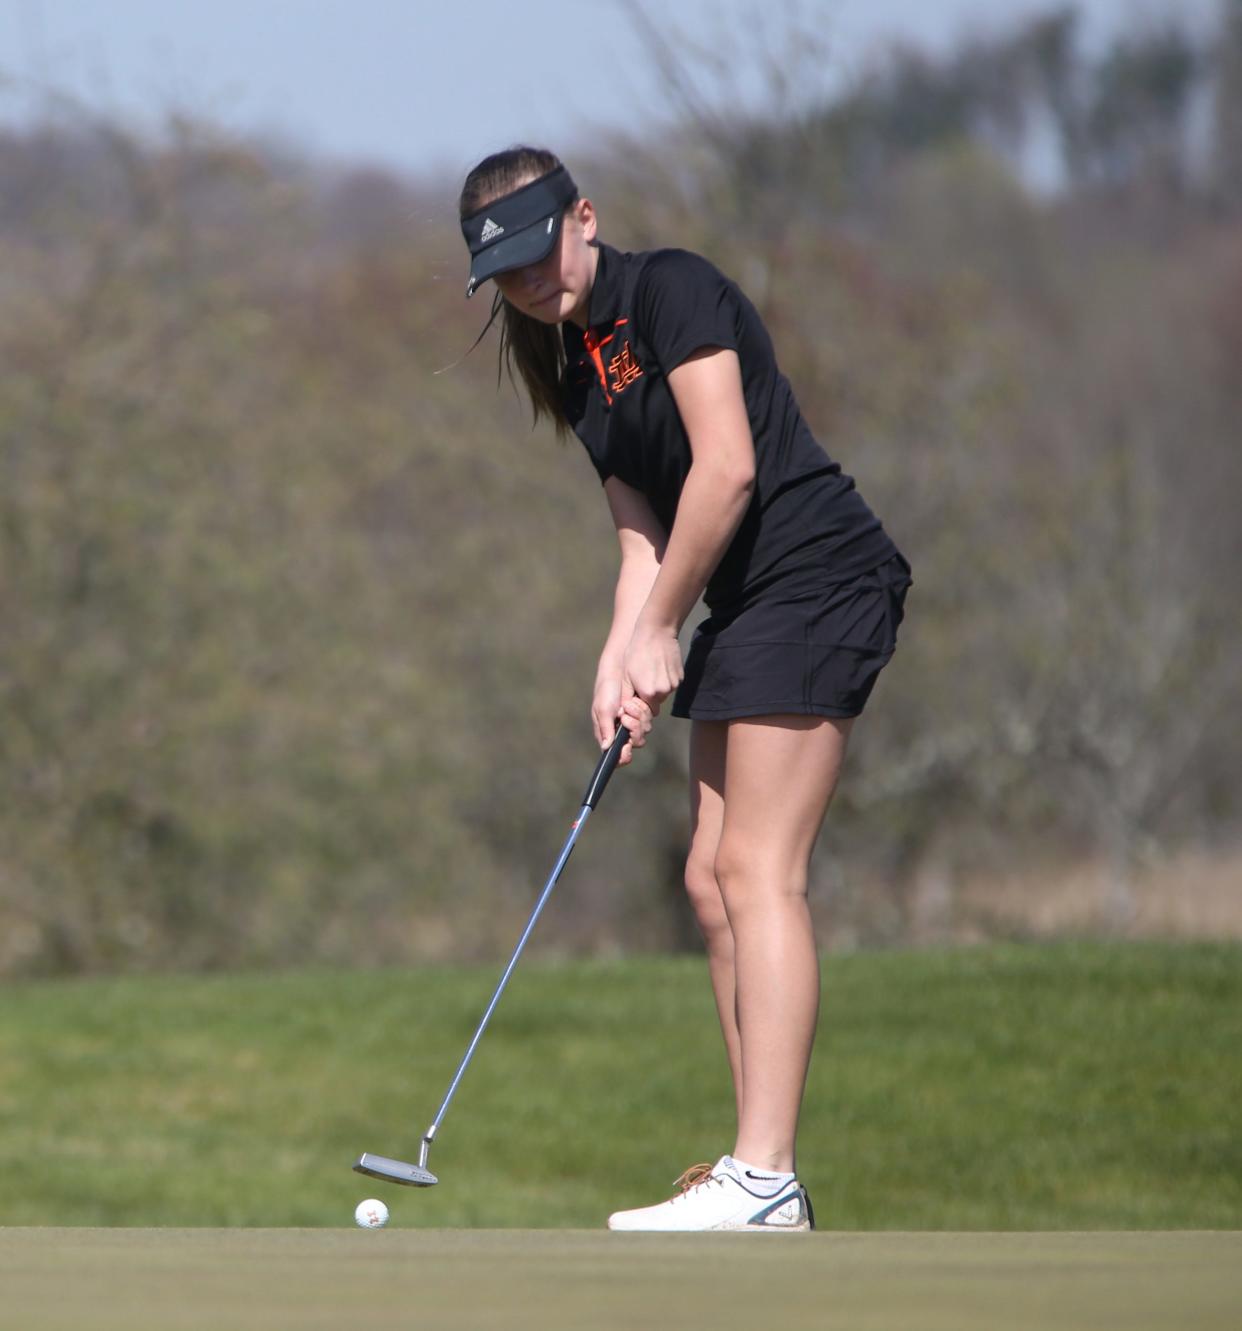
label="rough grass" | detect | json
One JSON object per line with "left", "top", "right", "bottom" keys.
{"left": 0, "top": 943, "right": 1238, "bottom": 1229}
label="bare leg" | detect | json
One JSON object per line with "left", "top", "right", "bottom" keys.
{"left": 686, "top": 720, "right": 743, "bottom": 1126}
{"left": 715, "top": 715, "right": 852, "bottom": 1174}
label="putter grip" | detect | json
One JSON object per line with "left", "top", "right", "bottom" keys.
{"left": 581, "top": 726, "right": 631, "bottom": 810}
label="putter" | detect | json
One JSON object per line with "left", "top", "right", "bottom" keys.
{"left": 354, "top": 724, "right": 631, "bottom": 1188}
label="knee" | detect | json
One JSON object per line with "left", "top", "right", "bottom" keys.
{"left": 684, "top": 854, "right": 730, "bottom": 937}
{"left": 712, "top": 841, "right": 752, "bottom": 911}
{"left": 714, "top": 839, "right": 806, "bottom": 914}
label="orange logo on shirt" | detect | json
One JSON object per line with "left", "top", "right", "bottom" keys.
{"left": 608, "top": 341, "right": 644, "bottom": 394}
{"left": 582, "top": 319, "right": 642, "bottom": 405}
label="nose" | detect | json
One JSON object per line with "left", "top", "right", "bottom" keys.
{"left": 516, "top": 262, "right": 545, "bottom": 291}
{"left": 496, "top": 257, "right": 551, "bottom": 303}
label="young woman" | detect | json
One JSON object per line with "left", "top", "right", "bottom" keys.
{"left": 459, "top": 147, "right": 910, "bottom": 1232}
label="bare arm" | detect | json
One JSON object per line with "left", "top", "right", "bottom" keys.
{"left": 623, "top": 346, "right": 756, "bottom": 708}
{"left": 598, "top": 479, "right": 667, "bottom": 676}
{"left": 592, "top": 478, "right": 666, "bottom": 756}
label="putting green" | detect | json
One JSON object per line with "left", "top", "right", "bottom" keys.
{"left": 1, "top": 1229, "right": 1237, "bottom": 1330}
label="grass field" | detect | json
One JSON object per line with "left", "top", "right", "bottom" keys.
{"left": 0, "top": 943, "right": 1239, "bottom": 1230}
{"left": 2, "top": 1229, "right": 1239, "bottom": 1331}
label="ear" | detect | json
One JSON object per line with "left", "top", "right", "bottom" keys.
{"left": 575, "top": 197, "right": 598, "bottom": 243}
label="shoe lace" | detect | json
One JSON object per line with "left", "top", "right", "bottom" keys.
{"left": 672, "top": 1162, "right": 718, "bottom": 1199}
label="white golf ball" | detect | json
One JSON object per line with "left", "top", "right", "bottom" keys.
{"left": 354, "top": 1198, "right": 389, "bottom": 1229}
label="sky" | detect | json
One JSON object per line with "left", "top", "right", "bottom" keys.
{"left": 0, "top": 0, "right": 1222, "bottom": 179}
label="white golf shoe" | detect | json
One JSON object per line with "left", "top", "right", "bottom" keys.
{"left": 607, "top": 1157, "right": 815, "bottom": 1232}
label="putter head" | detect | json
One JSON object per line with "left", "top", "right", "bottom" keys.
{"left": 353, "top": 1152, "right": 439, "bottom": 1187}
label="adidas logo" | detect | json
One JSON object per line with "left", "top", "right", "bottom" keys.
{"left": 479, "top": 217, "right": 504, "bottom": 243}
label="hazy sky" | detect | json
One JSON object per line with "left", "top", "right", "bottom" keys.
{"left": 0, "top": 0, "right": 1220, "bottom": 178}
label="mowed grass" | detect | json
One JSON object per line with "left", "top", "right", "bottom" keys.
{"left": 3, "top": 1230, "right": 1241, "bottom": 1331}
{"left": 0, "top": 943, "right": 1238, "bottom": 1229}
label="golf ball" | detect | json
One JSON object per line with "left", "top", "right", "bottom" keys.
{"left": 354, "top": 1198, "right": 389, "bottom": 1229}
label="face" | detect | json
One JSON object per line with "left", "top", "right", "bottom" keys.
{"left": 493, "top": 196, "right": 599, "bottom": 327}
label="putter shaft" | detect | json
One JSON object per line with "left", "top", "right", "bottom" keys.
{"left": 353, "top": 727, "right": 630, "bottom": 1187}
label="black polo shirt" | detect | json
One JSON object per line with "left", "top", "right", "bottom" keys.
{"left": 561, "top": 243, "right": 897, "bottom": 613}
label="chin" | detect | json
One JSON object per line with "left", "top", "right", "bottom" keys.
{"left": 528, "top": 295, "right": 568, "bottom": 324}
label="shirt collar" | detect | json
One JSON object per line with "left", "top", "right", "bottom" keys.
{"left": 563, "top": 243, "right": 626, "bottom": 362}
{"left": 585, "top": 242, "right": 626, "bottom": 329}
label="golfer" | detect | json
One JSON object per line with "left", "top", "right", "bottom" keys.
{"left": 458, "top": 147, "right": 911, "bottom": 1231}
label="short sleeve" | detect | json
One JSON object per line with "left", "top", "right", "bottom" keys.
{"left": 585, "top": 448, "right": 612, "bottom": 486}
{"left": 633, "top": 250, "right": 741, "bottom": 373}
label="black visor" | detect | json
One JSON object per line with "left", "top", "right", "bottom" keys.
{"left": 461, "top": 165, "right": 579, "bottom": 298}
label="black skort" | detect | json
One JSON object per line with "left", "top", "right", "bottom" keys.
{"left": 671, "top": 553, "right": 912, "bottom": 722}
